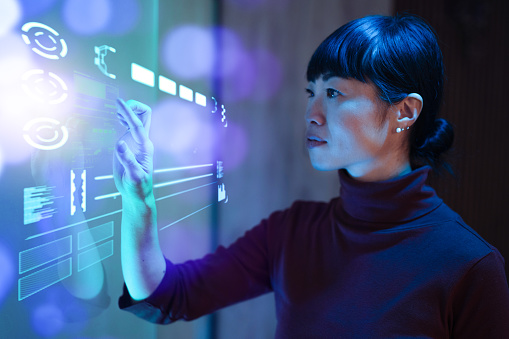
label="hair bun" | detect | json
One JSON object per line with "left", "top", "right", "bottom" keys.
{"left": 415, "top": 118, "right": 454, "bottom": 166}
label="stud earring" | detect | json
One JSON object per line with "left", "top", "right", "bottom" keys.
{"left": 396, "top": 126, "right": 410, "bottom": 133}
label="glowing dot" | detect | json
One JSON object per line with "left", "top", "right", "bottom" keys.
{"left": 0, "top": 0, "right": 21, "bottom": 36}
{"left": 62, "top": 0, "right": 111, "bottom": 35}
{"left": 161, "top": 25, "right": 215, "bottom": 79}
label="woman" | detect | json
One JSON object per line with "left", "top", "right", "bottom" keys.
{"left": 114, "top": 14, "right": 509, "bottom": 337}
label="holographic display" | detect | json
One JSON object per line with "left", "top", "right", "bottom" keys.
{"left": 0, "top": 1, "right": 226, "bottom": 338}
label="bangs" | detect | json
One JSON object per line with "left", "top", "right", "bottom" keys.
{"left": 306, "top": 18, "right": 381, "bottom": 84}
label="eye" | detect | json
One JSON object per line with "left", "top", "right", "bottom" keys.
{"left": 305, "top": 88, "right": 314, "bottom": 98}
{"left": 326, "top": 88, "right": 341, "bottom": 98}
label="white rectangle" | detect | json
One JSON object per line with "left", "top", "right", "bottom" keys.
{"left": 179, "top": 85, "right": 193, "bottom": 102}
{"left": 131, "top": 63, "right": 155, "bottom": 87}
{"left": 195, "top": 92, "right": 207, "bottom": 107}
{"left": 159, "top": 76, "right": 176, "bottom": 95}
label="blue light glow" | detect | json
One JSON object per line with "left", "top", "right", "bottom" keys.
{"left": 62, "top": 0, "right": 111, "bottom": 35}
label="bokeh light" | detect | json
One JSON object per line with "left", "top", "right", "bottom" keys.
{"left": 0, "top": 0, "right": 21, "bottom": 36}
{"left": 18, "top": 0, "right": 59, "bottom": 20}
{"left": 62, "top": 0, "right": 112, "bottom": 35}
{"left": 104, "top": 0, "right": 140, "bottom": 36}
{"left": 0, "top": 32, "right": 34, "bottom": 86}
{"left": 31, "top": 303, "right": 65, "bottom": 337}
{"left": 151, "top": 99, "right": 202, "bottom": 155}
{"left": 0, "top": 241, "right": 15, "bottom": 307}
{"left": 250, "top": 48, "right": 283, "bottom": 101}
{"left": 215, "top": 27, "right": 244, "bottom": 79}
{"left": 221, "top": 49, "right": 257, "bottom": 102}
{"left": 161, "top": 25, "right": 215, "bottom": 80}
{"left": 221, "top": 120, "right": 248, "bottom": 171}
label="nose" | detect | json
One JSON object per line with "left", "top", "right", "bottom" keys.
{"left": 305, "top": 99, "right": 325, "bottom": 126}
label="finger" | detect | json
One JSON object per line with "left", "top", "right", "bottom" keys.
{"left": 116, "top": 98, "right": 148, "bottom": 145}
{"left": 115, "top": 140, "right": 144, "bottom": 181}
{"left": 116, "top": 112, "right": 129, "bottom": 128}
{"left": 126, "top": 99, "right": 152, "bottom": 135}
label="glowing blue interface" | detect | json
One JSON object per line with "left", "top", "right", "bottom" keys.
{"left": 0, "top": 1, "right": 228, "bottom": 337}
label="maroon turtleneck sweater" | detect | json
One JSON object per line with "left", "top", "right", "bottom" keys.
{"left": 119, "top": 167, "right": 509, "bottom": 338}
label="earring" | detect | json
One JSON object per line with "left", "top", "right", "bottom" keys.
{"left": 396, "top": 127, "right": 410, "bottom": 133}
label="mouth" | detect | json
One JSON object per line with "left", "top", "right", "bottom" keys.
{"left": 306, "top": 134, "right": 327, "bottom": 149}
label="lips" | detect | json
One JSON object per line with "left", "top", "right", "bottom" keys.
{"left": 306, "top": 133, "right": 327, "bottom": 149}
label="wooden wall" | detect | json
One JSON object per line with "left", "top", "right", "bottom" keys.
{"left": 394, "top": 0, "right": 509, "bottom": 278}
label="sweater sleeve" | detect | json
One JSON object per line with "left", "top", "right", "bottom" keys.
{"left": 118, "top": 219, "right": 273, "bottom": 324}
{"left": 451, "top": 249, "right": 509, "bottom": 337}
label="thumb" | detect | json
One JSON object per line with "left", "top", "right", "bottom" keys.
{"left": 115, "top": 140, "right": 143, "bottom": 181}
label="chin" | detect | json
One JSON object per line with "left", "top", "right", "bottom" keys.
{"left": 309, "top": 159, "right": 339, "bottom": 172}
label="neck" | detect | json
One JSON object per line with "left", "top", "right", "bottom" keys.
{"left": 345, "top": 159, "right": 412, "bottom": 182}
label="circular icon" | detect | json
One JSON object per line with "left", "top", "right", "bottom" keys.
{"left": 22, "top": 69, "right": 68, "bottom": 104}
{"left": 21, "top": 22, "right": 68, "bottom": 60}
{"left": 23, "top": 118, "right": 69, "bottom": 150}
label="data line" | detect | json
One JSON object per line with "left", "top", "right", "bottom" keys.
{"left": 156, "top": 182, "right": 216, "bottom": 201}
{"left": 94, "top": 163, "right": 214, "bottom": 181}
{"left": 159, "top": 203, "right": 214, "bottom": 231}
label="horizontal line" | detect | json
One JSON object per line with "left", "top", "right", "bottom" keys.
{"left": 95, "top": 173, "right": 214, "bottom": 200}
{"left": 25, "top": 209, "right": 122, "bottom": 240}
{"left": 160, "top": 203, "right": 214, "bottom": 231}
{"left": 154, "top": 164, "right": 214, "bottom": 173}
{"left": 156, "top": 182, "right": 216, "bottom": 201}
{"left": 94, "top": 174, "right": 113, "bottom": 180}
{"left": 153, "top": 173, "right": 213, "bottom": 188}
{"left": 94, "top": 163, "right": 214, "bottom": 181}
{"left": 94, "top": 192, "right": 121, "bottom": 200}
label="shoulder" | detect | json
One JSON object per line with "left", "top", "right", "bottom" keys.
{"left": 425, "top": 203, "right": 504, "bottom": 277}
{"left": 263, "top": 199, "right": 337, "bottom": 229}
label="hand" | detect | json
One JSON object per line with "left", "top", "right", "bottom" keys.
{"left": 113, "top": 99, "right": 154, "bottom": 201}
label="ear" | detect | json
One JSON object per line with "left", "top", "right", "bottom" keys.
{"left": 396, "top": 93, "right": 423, "bottom": 126}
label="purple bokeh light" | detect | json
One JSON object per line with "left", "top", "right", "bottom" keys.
{"left": 250, "top": 48, "right": 283, "bottom": 102}
{"left": 221, "top": 120, "right": 248, "bottom": 171}
{"left": 0, "top": 241, "right": 15, "bottom": 307}
{"left": 18, "top": 0, "right": 59, "bottom": 20}
{"left": 62, "top": 0, "right": 112, "bottom": 36}
{"left": 104, "top": 0, "right": 140, "bottom": 36}
{"left": 151, "top": 99, "right": 216, "bottom": 164}
{"left": 31, "top": 303, "right": 65, "bottom": 337}
{"left": 215, "top": 27, "right": 244, "bottom": 79}
{"left": 161, "top": 25, "right": 215, "bottom": 80}
{"left": 221, "top": 47, "right": 283, "bottom": 103}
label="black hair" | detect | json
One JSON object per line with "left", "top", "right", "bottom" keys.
{"left": 306, "top": 14, "right": 454, "bottom": 173}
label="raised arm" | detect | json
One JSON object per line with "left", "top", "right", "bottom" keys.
{"left": 113, "top": 98, "right": 165, "bottom": 300}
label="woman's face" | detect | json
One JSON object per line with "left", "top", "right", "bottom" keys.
{"left": 305, "top": 76, "right": 399, "bottom": 178}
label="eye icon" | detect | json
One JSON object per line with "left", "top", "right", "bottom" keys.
{"left": 22, "top": 69, "right": 68, "bottom": 105}
{"left": 23, "top": 118, "right": 69, "bottom": 151}
{"left": 21, "top": 22, "right": 68, "bottom": 60}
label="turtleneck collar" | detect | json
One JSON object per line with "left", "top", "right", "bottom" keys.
{"left": 337, "top": 166, "right": 442, "bottom": 224}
